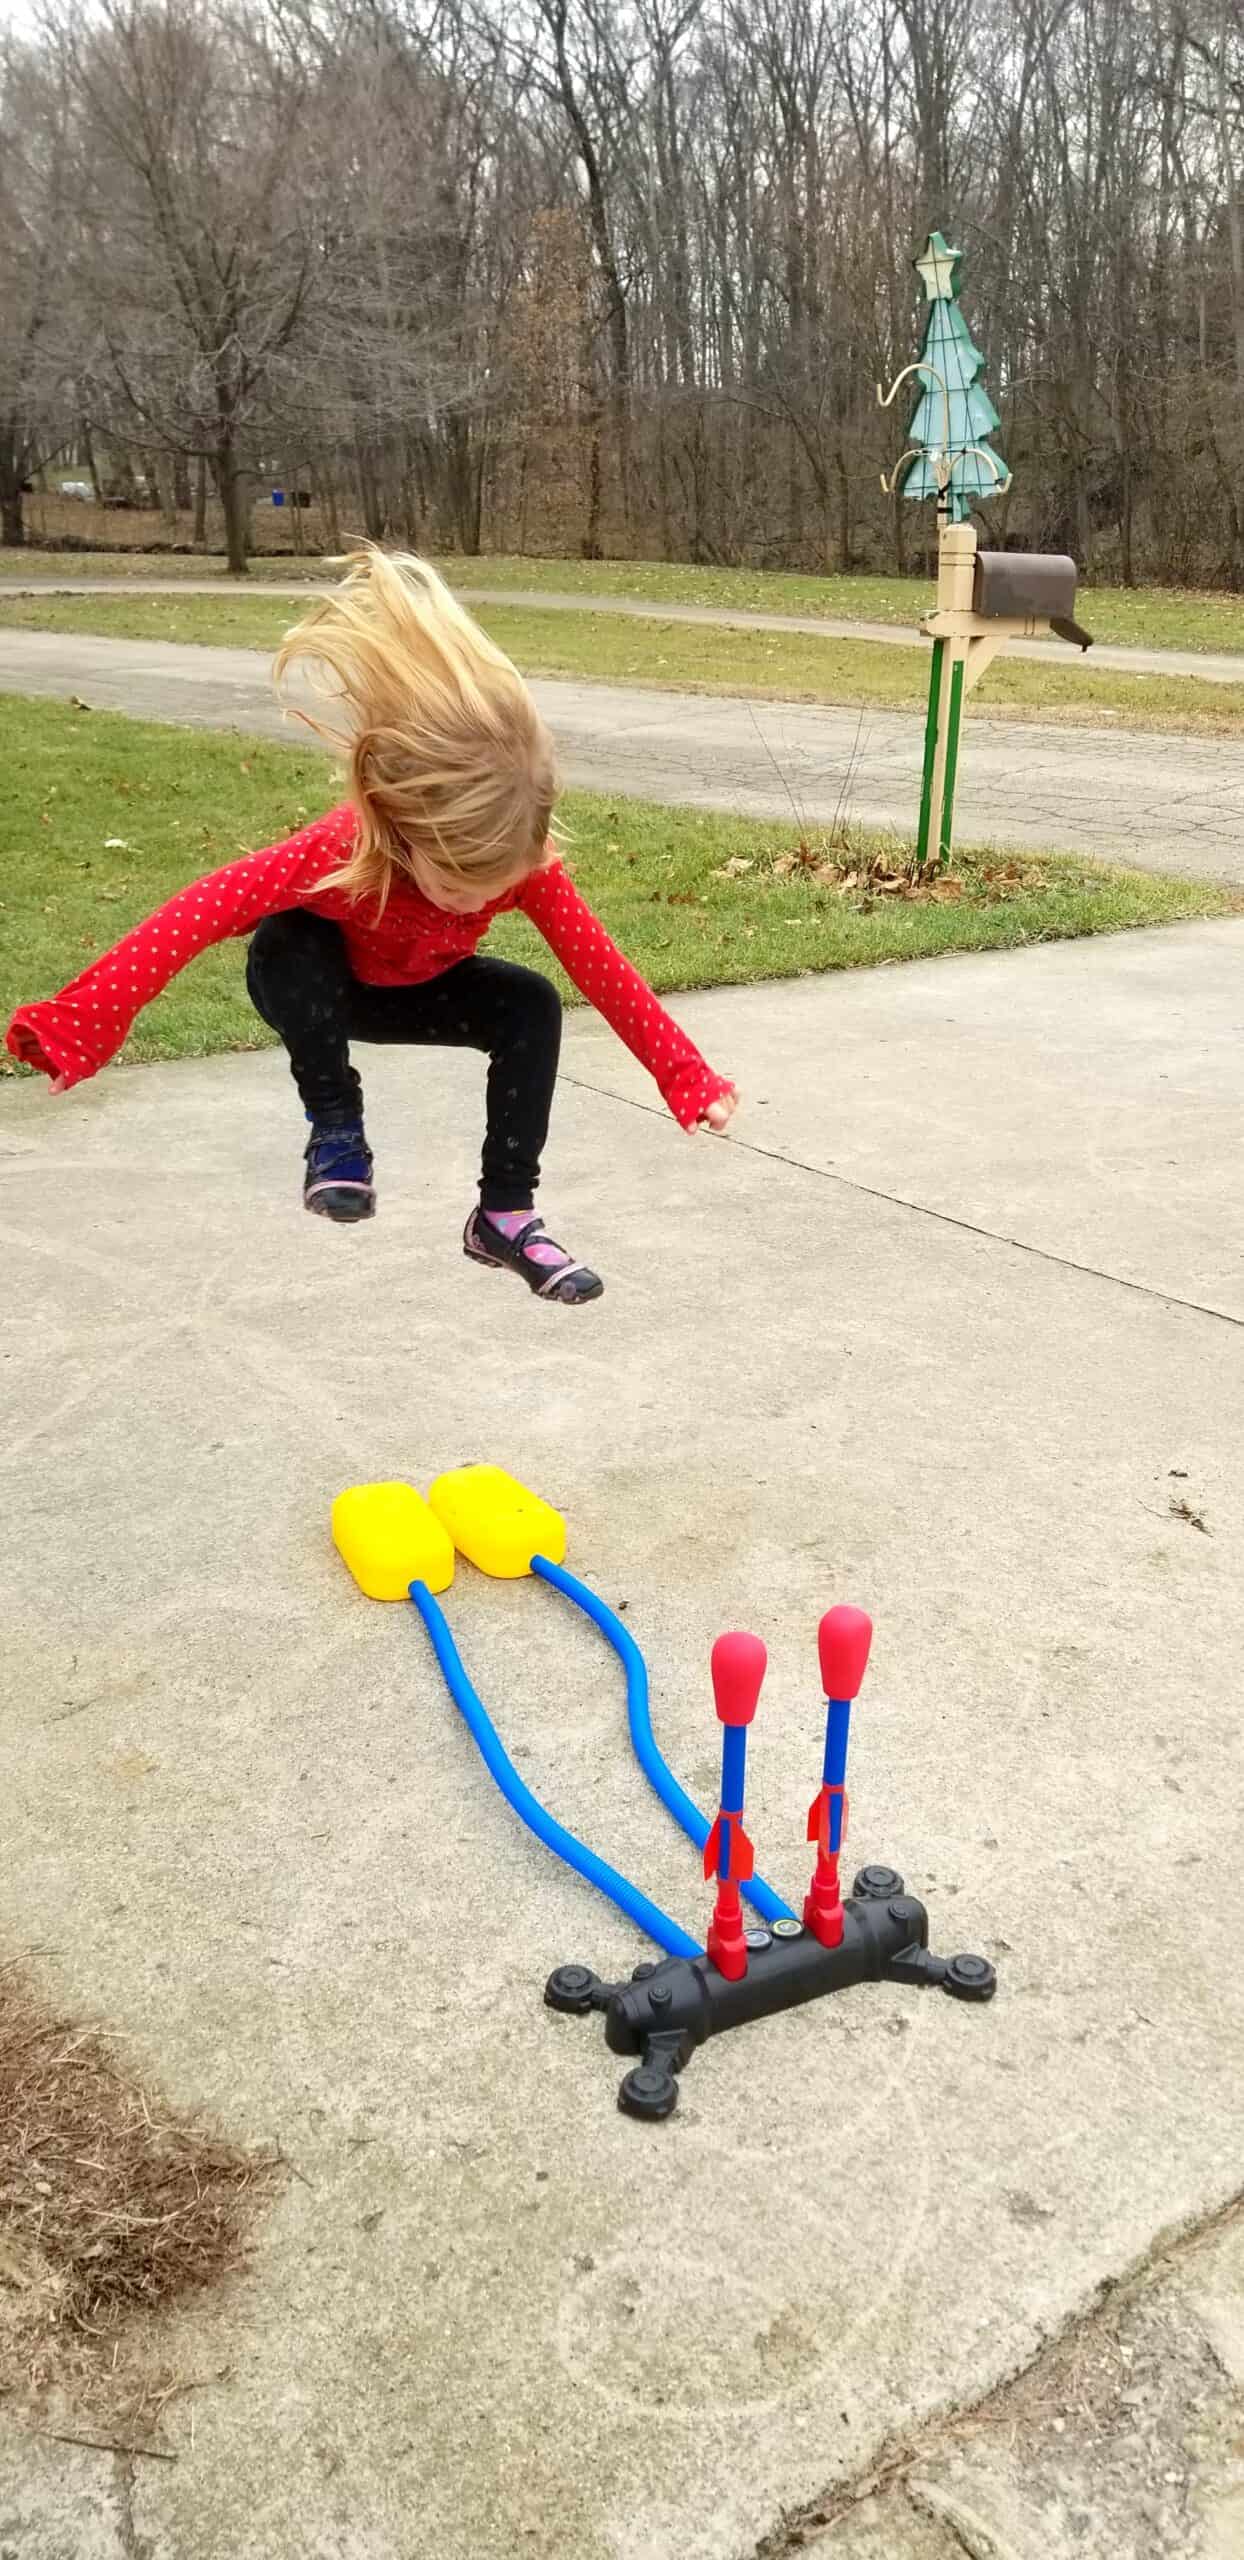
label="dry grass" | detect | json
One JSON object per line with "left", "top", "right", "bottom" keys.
{"left": 0, "top": 1956, "right": 284, "bottom": 2408}
{"left": 710, "top": 833, "right": 1060, "bottom": 908}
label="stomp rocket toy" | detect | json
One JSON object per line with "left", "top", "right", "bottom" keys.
{"left": 333, "top": 1467, "right": 996, "bottom": 2120}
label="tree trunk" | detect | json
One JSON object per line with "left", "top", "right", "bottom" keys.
{"left": 517, "top": 440, "right": 531, "bottom": 556}
{"left": 547, "top": 5, "right": 631, "bottom": 531}
{"left": 784, "top": 431, "right": 799, "bottom": 557}
{"left": 80, "top": 419, "right": 101, "bottom": 501}
{"left": 835, "top": 449, "right": 851, "bottom": 572}
{"left": 442, "top": 417, "right": 481, "bottom": 555}
{"left": 215, "top": 438, "right": 250, "bottom": 574}
{"left": 0, "top": 421, "right": 26, "bottom": 544}
{"left": 461, "top": 439, "right": 484, "bottom": 556}
{"left": 355, "top": 434, "right": 385, "bottom": 542}
{"left": 1076, "top": 473, "right": 1092, "bottom": 576}
{"left": 317, "top": 470, "right": 341, "bottom": 552}
{"left": 582, "top": 425, "right": 603, "bottom": 558}
{"left": 193, "top": 454, "right": 208, "bottom": 549}
{"left": 400, "top": 437, "right": 421, "bottom": 547}
{"left": 655, "top": 406, "right": 672, "bottom": 556}
{"left": 687, "top": 406, "right": 709, "bottom": 563}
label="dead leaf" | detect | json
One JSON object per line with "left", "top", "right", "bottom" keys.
{"left": 108, "top": 1751, "right": 159, "bottom": 1783}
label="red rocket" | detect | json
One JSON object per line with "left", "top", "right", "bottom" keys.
{"left": 703, "top": 1631, "right": 766, "bottom": 1980}
{"left": 804, "top": 1606, "right": 873, "bottom": 1948}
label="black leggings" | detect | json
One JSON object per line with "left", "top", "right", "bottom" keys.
{"left": 246, "top": 910, "right": 562, "bottom": 1212}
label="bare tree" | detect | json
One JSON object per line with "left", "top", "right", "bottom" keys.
{"left": 9, "top": 0, "right": 1244, "bottom": 584}
{"left": 67, "top": 0, "right": 324, "bottom": 571}
{"left": 0, "top": 31, "right": 75, "bottom": 546}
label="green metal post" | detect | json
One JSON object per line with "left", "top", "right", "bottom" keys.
{"left": 938, "top": 655, "right": 966, "bottom": 866}
{"left": 916, "top": 638, "right": 943, "bottom": 868}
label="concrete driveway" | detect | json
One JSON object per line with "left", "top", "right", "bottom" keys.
{"left": 2, "top": 916, "right": 1241, "bottom": 2557}
{"left": 3, "top": 624, "right": 1244, "bottom": 879}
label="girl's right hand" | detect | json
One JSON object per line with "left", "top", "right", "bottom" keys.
{"left": 49, "top": 1074, "right": 69, "bottom": 1096}
{"left": 700, "top": 1086, "right": 738, "bottom": 1133}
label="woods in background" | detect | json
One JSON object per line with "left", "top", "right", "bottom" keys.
{"left": 4, "top": 0, "right": 1244, "bottom": 586}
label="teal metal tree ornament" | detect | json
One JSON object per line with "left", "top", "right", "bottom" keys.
{"left": 879, "top": 229, "right": 1090, "bottom": 873}
{"left": 895, "top": 233, "right": 1010, "bottom": 522}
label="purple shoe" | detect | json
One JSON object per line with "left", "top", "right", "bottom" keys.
{"left": 304, "top": 1122, "right": 375, "bottom": 1222}
{"left": 464, "top": 1208, "right": 603, "bottom": 1304}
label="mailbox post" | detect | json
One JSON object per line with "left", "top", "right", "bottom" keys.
{"left": 916, "top": 528, "right": 1092, "bottom": 867}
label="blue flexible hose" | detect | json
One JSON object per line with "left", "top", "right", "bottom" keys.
{"left": 408, "top": 1579, "right": 703, "bottom": 1962}
{"left": 530, "top": 1557, "right": 799, "bottom": 1927}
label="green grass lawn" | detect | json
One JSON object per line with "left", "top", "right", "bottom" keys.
{"left": 3, "top": 544, "right": 1244, "bottom": 656}
{"left": 2, "top": 591, "right": 1242, "bottom": 739}
{"left": 2, "top": 693, "right": 1237, "bottom": 1080}
{"left": 450, "top": 556, "right": 1244, "bottom": 655}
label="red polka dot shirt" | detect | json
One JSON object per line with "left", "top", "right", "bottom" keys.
{"left": 5, "top": 805, "right": 732, "bottom": 1130}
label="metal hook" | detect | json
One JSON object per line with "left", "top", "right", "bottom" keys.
{"left": 879, "top": 447, "right": 923, "bottom": 498}
{"left": 880, "top": 437, "right": 1011, "bottom": 503}
{"left": 877, "top": 360, "right": 952, "bottom": 464}
{"left": 957, "top": 443, "right": 1011, "bottom": 490}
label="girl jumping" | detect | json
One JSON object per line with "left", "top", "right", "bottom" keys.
{"left": 5, "top": 550, "right": 737, "bottom": 1305}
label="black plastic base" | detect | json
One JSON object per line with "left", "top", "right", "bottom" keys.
{"left": 545, "top": 1865, "right": 996, "bottom": 2118}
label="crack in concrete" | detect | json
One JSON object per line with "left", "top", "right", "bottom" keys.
{"left": 751, "top": 2184, "right": 1244, "bottom": 2559}
{"left": 560, "top": 1071, "right": 1244, "bottom": 1333}
{"left": 112, "top": 2455, "right": 152, "bottom": 2560}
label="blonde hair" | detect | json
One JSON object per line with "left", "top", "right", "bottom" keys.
{"left": 274, "top": 545, "right": 557, "bottom": 911}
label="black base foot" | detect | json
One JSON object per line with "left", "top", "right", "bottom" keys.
{"left": 545, "top": 1867, "right": 996, "bottom": 2119}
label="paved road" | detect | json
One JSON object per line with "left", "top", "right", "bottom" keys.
{"left": 4, "top": 623, "right": 1244, "bottom": 878}
{"left": 3, "top": 920, "right": 1242, "bottom": 2556}
{"left": 7, "top": 570, "right": 1244, "bottom": 683}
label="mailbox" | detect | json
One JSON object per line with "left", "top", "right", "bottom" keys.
{"left": 972, "top": 551, "right": 1092, "bottom": 650}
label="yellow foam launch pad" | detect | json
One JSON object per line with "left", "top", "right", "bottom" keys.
{"left": 332, "top": 1480, "right": 455, "bottom": 1601}
{"left": 428, "top": 1465, "right": 566, "bottom": 1579}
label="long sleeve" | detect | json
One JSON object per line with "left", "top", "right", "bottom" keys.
{"left": 5, "top": 812, "right": 351, "bottom": 1089}
{"left": 518, "top": 861, "right": 733, "bottom": 1129}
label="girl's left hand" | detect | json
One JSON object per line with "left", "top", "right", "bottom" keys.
{"left": 700, "top": 1087, "right": 738, "bottom": 1133}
